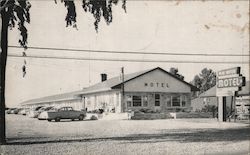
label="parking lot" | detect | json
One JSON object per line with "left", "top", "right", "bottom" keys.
{"left": 1, "top": 114, "right": 250, "bottom": 155}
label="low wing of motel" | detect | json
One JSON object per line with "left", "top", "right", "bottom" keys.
{"left": 191, "top": 81, "right": 250, "bottom": 115}
{"left": 21, "top": 67, "right": 199, "bottom": 113}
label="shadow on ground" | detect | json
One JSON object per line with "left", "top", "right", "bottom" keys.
{"left": 5, "top": 127, "right": 250, "bottom": 145}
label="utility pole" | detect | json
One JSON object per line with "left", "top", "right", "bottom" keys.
{"left": 121, "top": 67, "right": 125, "bottom": 112}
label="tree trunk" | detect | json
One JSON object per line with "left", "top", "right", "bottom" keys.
{"left": 0, "top": 10, "right": 9, "bottom": 145}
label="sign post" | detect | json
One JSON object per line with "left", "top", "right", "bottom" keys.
{"left": 216, "top": 67, "right": 245, "bottom": 122}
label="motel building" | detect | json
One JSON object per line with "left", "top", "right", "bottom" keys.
{"left": 21, "top": 67, "right": 199, "bottom": 114}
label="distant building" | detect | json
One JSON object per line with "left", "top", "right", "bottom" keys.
{"left": 191, "top": 97, "right": 217, "bottom": 112}
{"left": 191, "top": 81, "right": 250, "bottom": 114}
{"left": 21, "top": 67, "right": 199, "bottom": 113}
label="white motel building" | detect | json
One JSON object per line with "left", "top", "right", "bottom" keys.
{"left": 21, "top": 67, "right": 199, "bottom": 113}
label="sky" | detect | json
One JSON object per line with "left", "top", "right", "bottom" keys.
{"left": 4, "top": 0, "right": 250, "bottom": 107}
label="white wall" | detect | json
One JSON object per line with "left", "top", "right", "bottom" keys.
{"left": 124, "top": 69, "right": 191, "bottom": 93}
{"left": 84, "top": 91, "right": 121, "bottom": 113}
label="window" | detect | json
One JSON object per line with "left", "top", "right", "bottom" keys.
{"left": 60, "top": 107, "right": 66, "bottom": 111}
{"left": 155, "top": 94, "right": 160, "bottom": 106}
{"left": 172, "top": 96, "right": 181, "bottom": 107}
{"left": 66, "top": 107, "right": 73, "bottom": 111}
{"left": 181, "top": 96, "right": 187, "bottom": 107}
{"left": 142, "top": 95, "right": 148, "bottom": 107}
{"left": 126, "top": 95, "right": 132, "bottom": 107}
{"left": 133, "top": 96, "right": 142, "bottom": 106}
{"left": 166, "top": 96, "right": 171, "bottom": 107}
{"left": 127, "top": 101, "right": 132, "bottom": 107}
{"left": 116, "top": 93, "right": 119, "bottom": 106}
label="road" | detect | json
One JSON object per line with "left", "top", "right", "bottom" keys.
{"left": 1, "top": 114, "right": 250, "bottom": 155}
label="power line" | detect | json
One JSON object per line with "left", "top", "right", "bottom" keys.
{"left": 8, "top": 54, "right": 249, "bottom": 64}
{"left": 8, "top": 45, "right": 250, "bottom": 57}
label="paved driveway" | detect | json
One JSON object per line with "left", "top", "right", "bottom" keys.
{"left": 1, "top": 114, "right": 249, "bottom": 155}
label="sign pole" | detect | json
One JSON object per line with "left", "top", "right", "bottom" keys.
{"left": 223, "top": 97, "right": 227, "bottom": 122}
{"left": 233, "top": 94, "right": 236, "bottom": 122}
{"left": 218, "top": 96, "right": 226, "bottom": 122}
{"left": 218, "top": 96, "right": 223, "bottom": 122}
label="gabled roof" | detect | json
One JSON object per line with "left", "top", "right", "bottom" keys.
{"left": 199, "top": 87, "right": 216, "bottom": 98}
{"left": 76, "top": 67, "right": 199, "bottom": 95}
{"left": 199, "top": 81, "right": 250, "bottom": 97}
{"left": 111, "top": 67, "right": 199, "bottom": 91}
{"left": 21, "top": 67, "right": 199, "bottom": 105}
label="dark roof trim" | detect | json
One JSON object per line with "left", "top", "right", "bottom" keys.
{"left": 22, "top": 98, "right": 81, "bottom": 106}
{"left": 78, "top": 89, "right": 119, "bottom": 96}
{"left": 111, "top": 67, "right": 199, "bottom": 91}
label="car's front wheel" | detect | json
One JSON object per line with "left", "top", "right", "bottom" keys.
{"left": 55, "top": 117, "right": 60, "bottom": 122}
{"left": 79, "top": 115, "right": 84, "bottom": 121}
{"left": 47, "top": 119, "right": 52, "bottom": 122}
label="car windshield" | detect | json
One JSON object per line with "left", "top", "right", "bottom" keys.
{"left": 38, "top": 107, "right": 46, "bottom": 111}
{"left": 45, "top": 107, "right": 53, "bottom": 111}
{"left": 48, "top": 107, "right": 58, "bottom": 111}
{"left": 34, "top": 106, "right": 43, "bottom": 111}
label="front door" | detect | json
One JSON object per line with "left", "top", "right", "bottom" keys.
{"left": 59, "top": 107, "right": 69, "bottom": 119}
{"left": 155, "top": 94, "right": 161, "bottom": 112}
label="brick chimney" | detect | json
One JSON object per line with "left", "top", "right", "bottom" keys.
{"left": 101, "top": 73, "right": 107, "bottom": 82}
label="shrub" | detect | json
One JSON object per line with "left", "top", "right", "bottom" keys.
{"left": 175, "top": 108, "right": 182, "bottom": 112}
{"left": 87, "top": 109, "right": 104, "bottom": 114}
{"left": 90, "top": 115, "right": 98, "bottom": 120}
{"left": 139, "top": 108, "right": 156, "bottom": 113}
{"left": 201, "top": 105, "right": 217, "bottom": 113}
{"left": 139, "top": 108, "right": 147, "bottom": 113}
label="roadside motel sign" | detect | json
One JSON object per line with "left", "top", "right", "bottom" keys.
{"left": 217, "top": 76, "right": 245, "bottom": 88}
{"left": 216, "top": 67, "right": 246, "bottom": 96}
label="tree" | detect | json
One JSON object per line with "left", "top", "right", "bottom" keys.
{"left": 191, "top": 68, "right": 216, "bottom": 96}
{"left": 0, "top": 0, "right": 126, "bottom": 144}
{"left": 169, "top": 67, "right": 184, "bottom": 80}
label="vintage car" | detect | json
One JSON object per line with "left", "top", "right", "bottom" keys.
{"left": 37, "top": 106, "right": 56, "bottom": 120}
{"left": 27, "top": 106, "right": 44, "bottom": 118}
{"left": 13, "top": 108, "right": 22, "bottom": 114}
{"left": 44, "top": 107, "right": 86, "bottom": 122}
{"left": 18, "top": 108, "right": 30, "bottom": 115}
{"left": 37, "top": 106, "right": 54, "bottom": 116}
{"left": 6, "top": 108, "right": 17, "bottom": 114}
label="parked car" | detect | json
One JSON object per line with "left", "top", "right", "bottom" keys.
{"left": 37, "top": 106, "right": 54, "bottom": 115}
{"left": 37, "top": 106, "right": 55, "bottom": 120}
{"left": 6, "top": 109, "right": 11, "bottom": 114}
{"left": 45, "top": 107, "right": 86, "bottom": 122}
{"left": 18, "top": 108, "right": 30, "bottom": 115}
{"left": 11, "top": 108, "right": 17, "bottom": 114}
{"left": 14, "top": 108, "right": 23, "bottom": 114}
{"left": 6, "top": 108, "right": 16, "bottom": 114}
{"left": 27, "top": 106, "right": 44, "bottom": 118}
